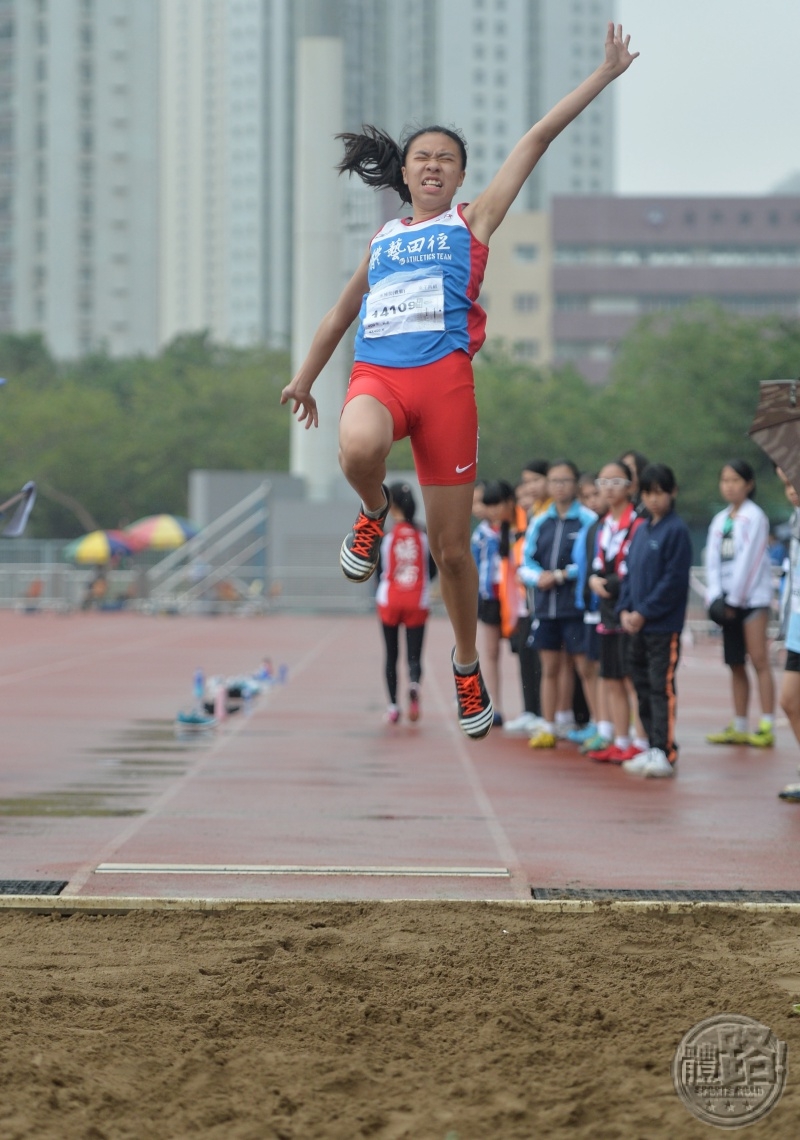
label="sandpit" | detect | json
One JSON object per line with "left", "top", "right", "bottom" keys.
{"left": 1, "top": 902, "right": 798, "bottom": 1139}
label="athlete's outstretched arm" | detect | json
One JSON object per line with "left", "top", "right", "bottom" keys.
{"left": 465, "top": 23, "right": 638, "bottom": 244}
{"left": 280, "top": 250, "right": 370, "bottom": 429}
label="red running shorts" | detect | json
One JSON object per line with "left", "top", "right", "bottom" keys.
{"left": 377, "top": 604, "right": 429, "bottom": 628}
{"left": 343, "top": 350, "right": 479, "bottom": 486}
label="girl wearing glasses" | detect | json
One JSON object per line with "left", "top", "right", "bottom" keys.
{"left": 705, "top": 460, "right": 775, "bottom": 747}
{"left": 585, "top": 460, "right": 646, "bottom": 764}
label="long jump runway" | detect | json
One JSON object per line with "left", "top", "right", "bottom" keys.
{"left": 0, "top": 610, "right": 797, "bottom": 904}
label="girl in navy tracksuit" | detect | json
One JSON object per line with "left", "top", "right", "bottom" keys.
{"left": 618, "top": 464, "right": 692, "bottom": 777}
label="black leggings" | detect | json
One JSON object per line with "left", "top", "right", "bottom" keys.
{"left": 382, "top": 623, "right": 426, "bottom": 704}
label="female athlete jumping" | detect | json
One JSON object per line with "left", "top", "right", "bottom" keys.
{"left": 281, "top": 24, "right": 638, "bottom": 738}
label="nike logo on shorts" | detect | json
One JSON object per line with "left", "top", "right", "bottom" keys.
{"left": 455, "top": 462, "right": 475, "bottom": 474}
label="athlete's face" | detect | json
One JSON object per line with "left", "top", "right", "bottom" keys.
{"left": 776, "top": 467, "right": 800, "bottom": 508}
{"left": 596, "top": 463, "right": 632, "bottom": 510}
{"left": 402, "top": 133, "right": 465, "bottom": 212}
{"left": 520, "top": 470, "right": 548, "bottom": 504}
{"left": 546, "top": 465, "right": 577, "bottom": 508}
{"left": 719, "top": 466, "right": 753, "bottom": 508}
{"left": 641, "top": 485, "right": 675, "bottom": 521}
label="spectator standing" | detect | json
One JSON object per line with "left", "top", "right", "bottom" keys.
{"left": 519, "top": 460, "right": 596, "bottom": 748}
{"left": 376, "top": 482, "right": 435, "bottom": 724}
{"left": 705, "top": 459, "right": 775, "bottom": 747}
{"left": 619, "top": 464, "right": 693, "bottom": 778}
{"left": 586, "top": 461, "right": 643, "bottom": 763}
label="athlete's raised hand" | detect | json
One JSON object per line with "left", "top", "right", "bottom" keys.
{"left": 280, "top": 377, "right": 319, "bottom": 430}
{"left": 604, "top": 22, "right": 639, "bottom": 76}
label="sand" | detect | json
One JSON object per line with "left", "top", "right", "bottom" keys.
{"left": 1, "top": 902, "right": 799, "bottom": 1139}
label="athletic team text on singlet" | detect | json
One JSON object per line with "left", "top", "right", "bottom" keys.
{"left": 353, "top": 205, "right": 489, "bottom": 368}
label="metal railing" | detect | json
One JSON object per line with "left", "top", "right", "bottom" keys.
{"left": 142, "top": 482, "right": 270, "bottom": 614}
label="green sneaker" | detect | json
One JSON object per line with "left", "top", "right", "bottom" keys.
{"left": 747, "top": 720, "right": 775, "bottom": 748}
{"left": 706, "top": 724, "right": 750, "bottom": 745}
{"left": 579, "top": 733, "right": 610, "bottom": 755}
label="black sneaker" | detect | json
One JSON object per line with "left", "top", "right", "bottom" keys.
{"left": 452, "top": 651, "right": 494, "bottom": 739}
{"left": 340, "top": 486, "right": 390, "bottom": 582}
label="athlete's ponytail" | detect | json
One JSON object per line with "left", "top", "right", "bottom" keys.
{"left": 336, "top": 125, "right": 409, "bottom": 204}
{"left": 336, "top": 124, "right": 468, "bottom": 207}
{"left": 388, "top": 481, "right": 417, "bottom": 525}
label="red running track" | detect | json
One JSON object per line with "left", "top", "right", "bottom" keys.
{"left": 0, "top": 610, "right": 797, "bottom": 901}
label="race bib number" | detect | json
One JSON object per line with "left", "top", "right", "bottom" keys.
{"left": 363, "top": 268, "right": 445, "bottom": 338}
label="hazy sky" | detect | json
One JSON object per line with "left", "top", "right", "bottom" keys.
{"left": 614, "top": 0, "right": 800, "bottom": 196}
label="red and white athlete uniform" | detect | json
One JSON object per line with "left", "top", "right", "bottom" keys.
{"left": 376, "top": 520, "right": 431, "bottom": 628}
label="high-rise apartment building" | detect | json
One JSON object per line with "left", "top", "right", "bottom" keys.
{"left": 2, "top": 0, "right": 159, "bottom": 358}
{"left": 160, "top": 0, "right": 266, "bottom": 349}
{"left": 261, "top": 0, "right": 615, "bottom": 349}
{"left": 0, "top": 0, "right": 615, "bottom": 359}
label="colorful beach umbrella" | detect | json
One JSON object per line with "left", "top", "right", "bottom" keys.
{"left": 123, "top": 514, "right": 198, "bottom": 551}
{"left": 63, "top": 529, "right": 134, "bottom": 565}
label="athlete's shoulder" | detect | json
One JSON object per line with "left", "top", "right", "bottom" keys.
{"left": 372, "top": 216, "right": 410, "bottom": 242}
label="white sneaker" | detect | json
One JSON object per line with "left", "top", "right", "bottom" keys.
{"left": 644, "top": 750, "right": 675, "bottom": 777}
{"left": 623, "top": 747, "right": 675, "bottom": 778}
{"left": 621, "top": 749, "right": 652, "bottom": 773}
{"left": 554, "top": 720, "right": 578, "bottom": 739}
{"left": 503, "top": 712, "right": 544, "bottom": 736}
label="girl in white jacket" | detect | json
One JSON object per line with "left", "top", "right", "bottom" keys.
{"left": 705, "top": 459, "right": 775, "bottom": 746}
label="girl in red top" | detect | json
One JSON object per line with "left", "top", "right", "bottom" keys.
{"left": 376, "top": 482, "right": 435, "bottom": 724}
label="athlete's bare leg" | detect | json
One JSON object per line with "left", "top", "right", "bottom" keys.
{"left": 744, "top": 610, "right": 775, "bottom": 718}
{"left": 480, "top": 620, "right": 502, "bottom": 714}
{"left": 780, "top": 671, "right": 800, "bottom": 744}
{"left": 338, "top": 395, "right": 394, "bottom": 513}
{"left": 421, "top": 482, "right": 479, "bottom": 667}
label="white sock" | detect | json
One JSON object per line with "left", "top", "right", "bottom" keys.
{"left": 633, "top": 737, "right": 649, "bottom": 751}
{"left": 454, "top": 656, "right": 479, "bottom": 676}
{"left": 598, "top": 720, "right": 614, "bottom": 740}
{"left": 734, "top": 716, "right": 748, "bottom": 733}
{"left": 614, "top": 736, "right": 630, "bottom": 750}
{"left": 760, "top": 714, "right": 774, "bottom": 728}
{"left": 555, "top": 710, "right": 573, "bottom": 726}
{"left": 363, "top": 492, "right": 387, "bottom": 520}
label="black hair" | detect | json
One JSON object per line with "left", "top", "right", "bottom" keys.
{"left": 336, "top": 123, "right": 467, "bottom": 207}
{"left": 523, "top": 459, "right": 549, "bottom": 476}
{"left": 639, "top": 463, "right": 677, "bottom": 495}
{"left": 578, "top": 470, "right": 598, "bottom": 486}
{"left": 721, "top": 458, "right": 757, "bottom": 499}
{"left": 600, "top": 458, "right": 633, "bottom": 483}
{"left": 481, "top": 479, "right": 516, "bottom": 507}
{"left": 617, "top": 450, "right": 649, "bottom": 482}
{"left": 388, "top": 481, "right": 417, "bottom": 524}
{"left": 482, "top": 480, "right": 515, "bottom": 558}
{"left": 547, "top": 459, "right": 580, "bottom": 482}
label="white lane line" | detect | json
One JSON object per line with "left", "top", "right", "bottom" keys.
{"left": 0, "top": 632, "right": 184, "bottom": 688}
{"left": 428, "top": 652, "right": 529, "bottom": 900}
{"left": 61, "top": 625, "right": 342, "bottom": 896}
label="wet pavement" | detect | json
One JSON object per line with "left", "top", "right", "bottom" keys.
{"left": 1, "top": 610, "right": 798, "bottom": 902}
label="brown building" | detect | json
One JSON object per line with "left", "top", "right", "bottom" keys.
{"left": 553, "top": 195, "right": 800, "bottom": 383}
{"left": 480, "top": 211, "right": 552, "bottom": 366}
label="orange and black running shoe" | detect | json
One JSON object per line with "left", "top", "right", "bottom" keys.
{"left": 452, "top": 651, "right": 494, "bottom": 739}
{"left": 340, "top": 486, "right": 390, "bottom": 582}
